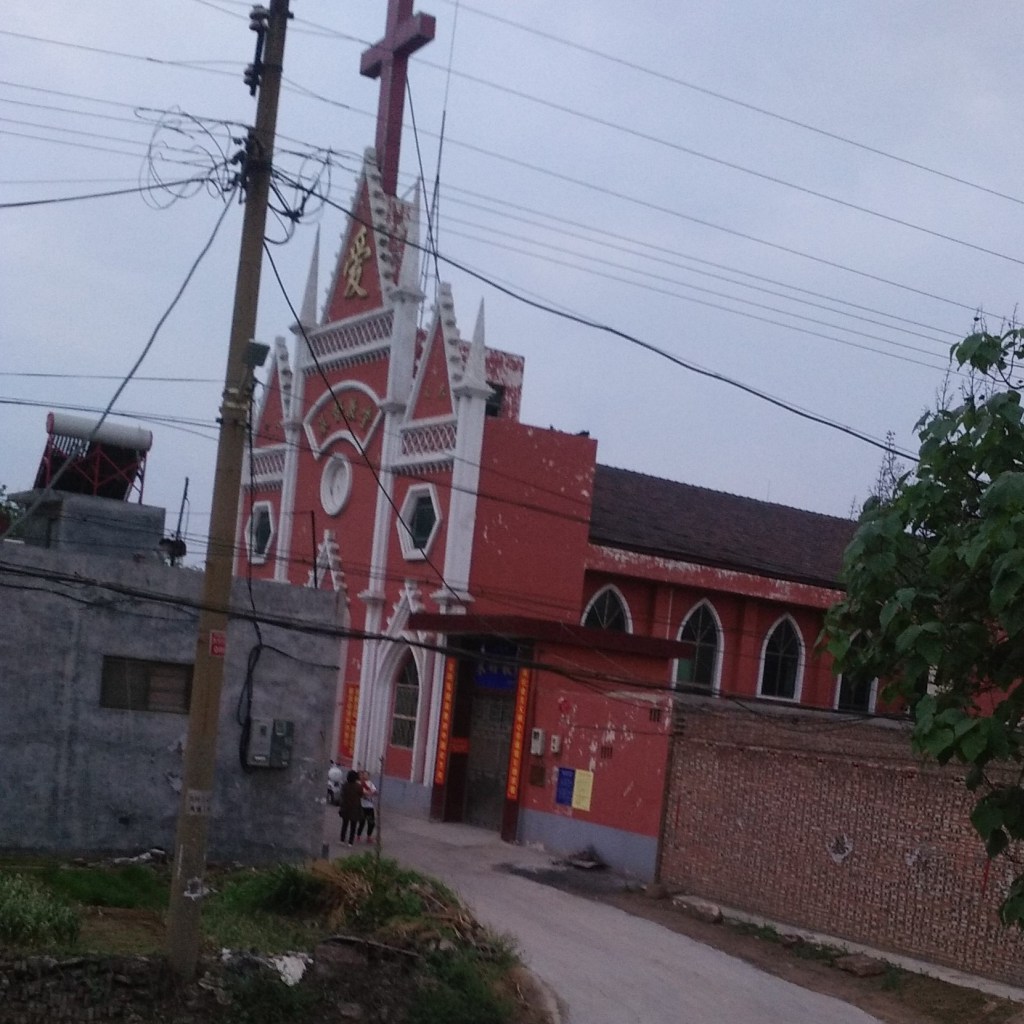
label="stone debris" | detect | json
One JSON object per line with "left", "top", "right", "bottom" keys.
{"left": 835, "top": 953, "right": 887, "bottom": 977}
{"left": 671, "top": 895, "right": 724, "bottom": 924}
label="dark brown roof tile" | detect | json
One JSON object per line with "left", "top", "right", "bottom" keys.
{"left": 589, "top": 464, "right": 856, "bottom": 588}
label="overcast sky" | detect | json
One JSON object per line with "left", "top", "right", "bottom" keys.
{"left": 4, "top": 1, "right": 1023, "bottom": 559}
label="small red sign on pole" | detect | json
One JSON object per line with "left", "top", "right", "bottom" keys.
{"left": 209, "top": 630, "right": 227, "bottom": 658}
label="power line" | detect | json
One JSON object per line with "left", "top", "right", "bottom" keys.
{"left": 2, "top": 56, "right": 991, "bottom": 331}
{"left": 444, "top": 1, "right": 1024, "bottom": 210}
{"left": 274, "top": 148, "right": 972, "bottom": 353}
{"left": 291, "top": 95, "right": 994, "bottom": 321}
{"left": 433, "top": 182, "right": 962, "bottom": 342}
{"left": 0, "top": 177, "right": 219, "bottom": 210}
{"left": 0, "top": 372, "right": 220, "bottom": 383}
{"left": 299, "top": 180, "right": 921, "bottom": 461}
{"left": 0, "top": 556, "right": 878, "bottom": 718}
{"left": 262, "top": 242, "right": 467, "bottom": 608}
{"left": 0, "top": 29, "right": 240, "bottom": 77}
{"left": 437, "top": 220, "right": 953, "bottom": 373}
{"left": 1, "top": 127, "right": 215, "bottom": 168}
{"left": 408, "top": 62, "right": 1024, "bottom": 267}
{"left": 0, "top": 188, "right": 238, "bottom": 543}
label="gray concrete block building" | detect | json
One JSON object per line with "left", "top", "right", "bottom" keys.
{"left": 0, "top": 490, "right": 344, "bottom": 864}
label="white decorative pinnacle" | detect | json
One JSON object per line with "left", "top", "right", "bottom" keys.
{"left": 296, "top": 227, "right": 320, "bottom": 329}
{"left": 454, "top": 299, "right": 491, "bottom": 402}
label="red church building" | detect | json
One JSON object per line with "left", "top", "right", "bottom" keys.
{"left": 236, "top": 0, "right": 859, "bottom": 879}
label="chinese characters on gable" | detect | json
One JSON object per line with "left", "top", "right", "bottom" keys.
{"left": 304, "top": 385, "right": 382, "bottom": 456}
{"left": 342, "top": 225, "right": 372, "bottom": 299}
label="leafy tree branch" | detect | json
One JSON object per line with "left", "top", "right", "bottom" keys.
{"left": 824, "top": 327, "right": 1024, "bottom": 925}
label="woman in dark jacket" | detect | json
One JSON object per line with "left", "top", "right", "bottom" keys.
{"left": 339, "top": 769, "right": 364, "bottom": 847}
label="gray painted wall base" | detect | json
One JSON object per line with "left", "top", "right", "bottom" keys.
{"left": 518, "top": 808, "right": 657, "bottom": 881}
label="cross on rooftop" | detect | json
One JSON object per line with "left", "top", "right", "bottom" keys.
{"left": 360, "top": 0, "right": 436, "bottom": 196}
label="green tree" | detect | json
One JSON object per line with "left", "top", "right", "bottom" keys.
{"left": 824, "top": 327, "right": 1024, "bottom": 926}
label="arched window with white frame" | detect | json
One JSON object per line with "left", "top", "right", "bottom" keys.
{"left": 835, "top": 671, "right": 877, "bottom": 714}
{"left": 675, "top": 602, "right": 722, "bottom": 691}
{"left": 758, "top": 617, "right": 804, "bottom": 700}
{"left": 582, "top": 585, "right": 632, "bottom": 633}
{"left": 390, "top": 655, "right": 419, "bottom": 749}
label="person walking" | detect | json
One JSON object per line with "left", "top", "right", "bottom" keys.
{"left": 356, "top": 770, "right": 377, "bottom": 843}
{"left": 338, "top": 769, "right": 363, "bottom": 847}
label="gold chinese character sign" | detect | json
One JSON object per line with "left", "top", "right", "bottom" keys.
{"left": 342, "top": 226, "right": 372, "bottom": 298}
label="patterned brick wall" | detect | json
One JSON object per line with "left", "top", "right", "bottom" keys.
{"left": 660, "top": 696, "right": 1024, "bottom": 986}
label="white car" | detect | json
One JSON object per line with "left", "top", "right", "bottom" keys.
{"left": 327, "top": 762, "right": 344, "bottom": 805}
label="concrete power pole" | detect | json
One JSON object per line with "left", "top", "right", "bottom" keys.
{"left": 166, "top": 0, "right": 291, "bottom": 979}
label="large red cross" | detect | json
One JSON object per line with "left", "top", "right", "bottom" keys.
{"left": 360, "top": 0, "right": 436, "bottom": 196}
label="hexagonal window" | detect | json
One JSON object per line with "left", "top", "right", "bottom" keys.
{"left": 398, "top": 484, "right": 441, "bottom": 560}
{"left": 246, "top": 501, "right": 275, "bottom": 565}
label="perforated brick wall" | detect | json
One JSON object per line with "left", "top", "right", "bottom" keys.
{"left": 660, "top": 697, "right": 1024, "bottom": 985}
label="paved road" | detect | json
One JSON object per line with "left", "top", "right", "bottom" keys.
{"left": 323, "top": 808, "right": 882, "bottom": 1024}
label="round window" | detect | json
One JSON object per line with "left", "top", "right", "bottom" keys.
{"left": 320, "top": 453, "right": 352, "bottom": 516}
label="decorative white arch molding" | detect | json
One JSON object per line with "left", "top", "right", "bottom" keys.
{"left": 757, "top": 614, "right": 806, "bottom": 702}
{"left": 581, "top": 584, "right": 633, "bottom": 634}
{"left": 303, "top": 380, "right": 383, "bottom": 459}
{"left": 359, "top": 580, "right": 432, "bottom": 779}
{"left": 306, "top": 528, "right": 349, "bottom": 597}
{"left": 675, "top": 599, "right": 724, "bottom": 693}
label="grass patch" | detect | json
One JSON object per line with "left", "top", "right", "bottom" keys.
{"left": 731, "top": 921, "right": 782, "bottom": 943}
{"left": 0, "top": 873, "right": 80, "bottom": 948}
{"left": 203, "top": 868, "right": 326, "bottom": 954}
{"left": 36, "top": 863, "right": 167, "bottom": 911}
{"left": 1, "top": 855, "right": 526, "bottom": 1024}
{"left": 212, "top": 865, "right": 328, "bottom": 917}
{"left": 790, "top": 939, "right": 837, "bottom": 964}
{"left": 411, "top": 947, "right": 513, "bottom": 1024}
{"left": 881, "top": 965, "right": 904, "bottom": 992}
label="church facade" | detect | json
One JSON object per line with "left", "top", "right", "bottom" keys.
{"left": 235, "top": 2, "right": 860, "bottom": 880}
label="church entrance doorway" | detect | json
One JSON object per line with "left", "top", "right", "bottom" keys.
{"left": 463, "top": 689, "right": 514, "bottom": 830}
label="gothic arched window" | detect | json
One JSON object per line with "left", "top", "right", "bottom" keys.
{"left": 583, "top": 586, "right": 630, "bottom": 632}
{"left": 759, "top": 618, "right": 803, "bottom": 700}
{"left": 390, "top": 656, "right": 419, "bottom": 748}
{"left": 675, "top": 603, "right": 721, "bottom": 691}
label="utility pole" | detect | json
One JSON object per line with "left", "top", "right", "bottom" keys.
{"left": 166, "top": 0, "right": 290, "bottom": 979}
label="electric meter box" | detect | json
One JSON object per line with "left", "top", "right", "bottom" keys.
{"left": 529, "top": 727, "right": 545, "bottom": 756}
{"left": 246, "top": 718, "right": 295, "bottom": 768}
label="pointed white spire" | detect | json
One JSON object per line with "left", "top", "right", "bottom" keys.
{"left": 466, "top": 299, "right": 487, "bottom": 384}
{"left": 455, "top": 298, "right": 491, "bottom": 398}
{"left": 298, "top": 227, "right": 320, "bottom": 327}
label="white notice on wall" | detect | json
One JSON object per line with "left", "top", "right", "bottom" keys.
{"left": 571, "top": 769, "right": 594, "bottom": 811}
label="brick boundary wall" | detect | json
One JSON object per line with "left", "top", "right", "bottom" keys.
{"left": 659, "top": 696, "right": 1024, "bottom": 986}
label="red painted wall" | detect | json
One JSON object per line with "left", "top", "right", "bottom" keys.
{"left": 518, "top": 644, "right": 673, "bottom": 840}
{"left": 579, "top": 569, "right": 841, "bottom": 711}
{"left": 472, "top": 421, "right": 596, "bottom": 620}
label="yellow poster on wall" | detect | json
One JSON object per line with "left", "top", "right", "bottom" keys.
{"left": 571, "top": 769, "right": 594, "bottom": 811}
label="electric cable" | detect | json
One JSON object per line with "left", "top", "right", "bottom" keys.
{"left": 303, "top": 181, "right": 920, "bottom": 462}
{"left": 0, "top": 185, "right": 238, "bottom": 543}
{"left": 0, "top": 560, "right": 900, "bottom": 727}
{"left": 0, "top": 177, "right": 219, "bottom": 210}
{"left": 442, "top": 1, "right": 1024, "bottom": 210}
